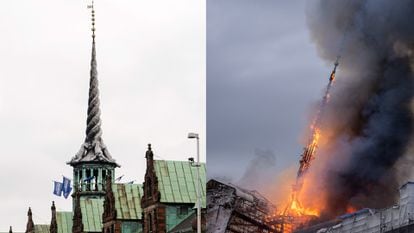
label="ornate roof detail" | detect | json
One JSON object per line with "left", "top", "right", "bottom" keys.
{"left": 72, "top": 193, "right": 84, "bottom": 233}
{"left": 25, "top": 208, "right": 34, "bottom": 233}
{"left": 50, "top": 202, "right": 57, "bottom": 233}
{"left": 102, "top": 176, "right": 117, "bottom": 222}
{"left": 141, "top": 144, "right": 161, "bottom": 208}
{"left": 68, "top": 1, "right": 118, "bottom": 167}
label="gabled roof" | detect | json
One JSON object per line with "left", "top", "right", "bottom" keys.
{"left": 80, "top": 198, "right": 103, "bottom": 232}
{"left": 55, "top": 184, "right": 143, "bottom": 233}
{"left": 154, "top": 160, "right": 206, "bottom": 207}
{"left": 34, "top": 225, "right": 49, "bottom": 233}
{"left": 113, "top": 183, "right": 143, "bottom": 220}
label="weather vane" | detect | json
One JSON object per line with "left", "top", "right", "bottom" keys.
{"left": 87, "top": 0, "right": 96, "bottom": 41}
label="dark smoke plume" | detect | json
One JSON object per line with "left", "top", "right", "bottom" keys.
{"left": 306, "top": 0, "right": 414, "bottom": 218}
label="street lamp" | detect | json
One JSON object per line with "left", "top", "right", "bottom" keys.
{"left": 188, "top": 132, "right": 201, "bottom": 233}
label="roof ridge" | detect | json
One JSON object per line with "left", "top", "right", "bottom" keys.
{"left": 154, "top": 159, "right": 206, "bottom": 164}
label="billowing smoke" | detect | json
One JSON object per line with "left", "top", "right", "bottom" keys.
{"left": 238, "top": 148, "right": 277, "bottom": 191}
{"left": 305, "top": 0, "right": 414, "bottom": 218}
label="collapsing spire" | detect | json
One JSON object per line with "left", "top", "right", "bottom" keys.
{"left": 69, "top": 1, "right": 118, "bottom": 166}
{"left": 282, "top": 59, "right": 340, "bottom": 218}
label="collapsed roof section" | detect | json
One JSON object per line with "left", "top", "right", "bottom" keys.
{"left": 206, "top": 179, "right": 278, "bottom": 233}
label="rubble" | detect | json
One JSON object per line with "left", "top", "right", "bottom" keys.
{"left": 207, "top": 179, "right": 278, "bottom": 233}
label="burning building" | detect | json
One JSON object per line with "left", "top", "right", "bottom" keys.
{"left": 274, "top": 0, "right": 414, "bottom": 225}
{"left": 296, "top": 182, "right": 414, "bottom": 233}
{"left": 262, "top": 1, "right": 414, "bottom": 231}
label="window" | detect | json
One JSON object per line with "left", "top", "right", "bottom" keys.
{"left": 86, "top": 169, "right": 91, "bottom": 191}
{"left": 102, "top": 170, "right": 107, "bottom": 190}
{"left": 93, "top": 169, "right": 98, "bottom": 191}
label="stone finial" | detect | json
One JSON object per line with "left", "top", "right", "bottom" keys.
{"left": 146, "top": 144, "right": 153, "bottom": 159}
{"left": 25, "top": 207, "right": 34, "bottom": 233}
{"left": 50, "top": 201, "right": 57, "bottom": 233}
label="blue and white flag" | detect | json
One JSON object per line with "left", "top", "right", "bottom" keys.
{"left": 63, "top": 186, "right": 72, "bottom": 199}
{"left": 62, "top": 176, "right": 72, "bottom": 197}
{"left": 53, "top": 181, "right": 63, "bottom": 196}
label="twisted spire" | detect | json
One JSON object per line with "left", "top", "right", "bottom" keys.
{"left": 86, "top": 0, "right": 102, "bottom": 143}
{"left": 68, "top": 1, "right": 118, "bottom": 167}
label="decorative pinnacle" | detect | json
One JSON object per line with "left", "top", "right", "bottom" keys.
{"left": 26, "top": 207, "right": 34, "bottom": 233}
{"left": 146, "top": 143, "right": 154, "bottom": 160}
{"left": 88, "top": 1, "right": 96, "bottom": 42}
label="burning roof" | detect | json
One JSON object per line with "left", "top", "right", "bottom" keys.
{"left": 296, "top": 181, "right": 414, "bottom": 233}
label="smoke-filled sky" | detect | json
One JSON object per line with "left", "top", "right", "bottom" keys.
{"left": 207, "top": 1, "right": 331, "bottom": 186}
{"left": 0, "top": 0, "right": 205, "bottom": 230}
{"left": 208, "top": 0, "right": 414, "bottom": 220}
{"left": 304, "top": 0, "right": 414, "bottom": 218}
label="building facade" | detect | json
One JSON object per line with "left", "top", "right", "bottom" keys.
{"left": 16, "top": 5, "right": 205, "bottom": 233}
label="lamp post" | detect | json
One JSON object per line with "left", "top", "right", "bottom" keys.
{"left": 188, "top": 132, "right": 201, "bottom": 233}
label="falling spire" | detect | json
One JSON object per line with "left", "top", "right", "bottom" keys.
{"left": 69, "top": 1, "right": 118, "bottom": 166}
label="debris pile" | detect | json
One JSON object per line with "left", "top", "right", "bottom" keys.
{"left": 207, "top": 179, "right": 278, "bottom": 233}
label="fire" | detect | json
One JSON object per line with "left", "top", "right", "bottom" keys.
{"left": 287, "top": 194, "right": 320, "bottom": 217}
{"left": 346, "top": 205, "right": 357, "bottom": 213}
{"left": 268, "top": 61, "right": 340, "bottom": 231}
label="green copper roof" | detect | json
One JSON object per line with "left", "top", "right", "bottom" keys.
{"left": 113, "top": 183, "right": 143, "bottom": 220}
{"left": 34, "top": 225, "right": 49, "bottom": 233}
{"left": 56, "top": 211, "right": 73, "bottom": 233}
{"left": 80, "top": 198, "right": 103, "bottom": 232}
{"left": 154, "top": 160, "right": 206, "bottom": 207}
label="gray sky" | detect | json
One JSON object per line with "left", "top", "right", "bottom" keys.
{"left": 207, "top": 1, "right": 332, "bottom": 188}
{"left": 0, "top": 0, "right": 205, "bottom": 230}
